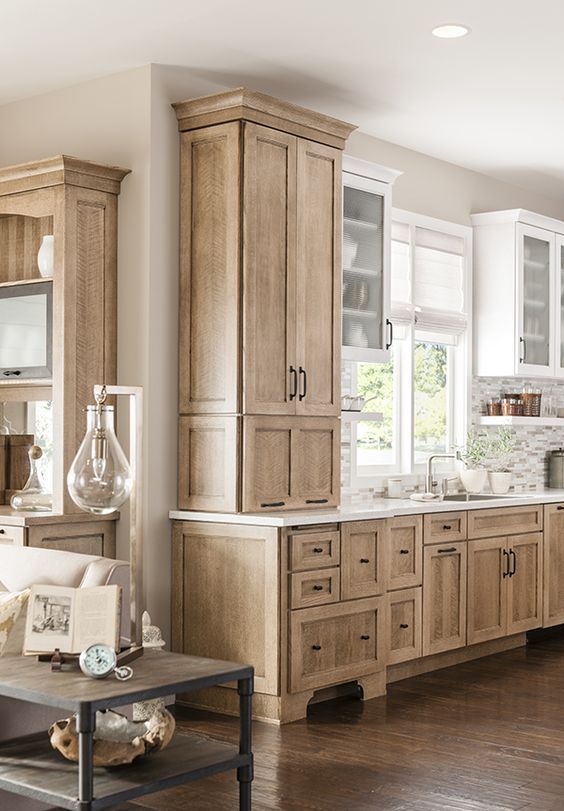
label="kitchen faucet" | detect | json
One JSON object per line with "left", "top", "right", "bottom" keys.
{"left": 425, "top": 452, "right": 460, "bottom": 495}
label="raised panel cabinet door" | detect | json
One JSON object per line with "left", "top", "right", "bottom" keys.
{"left": 543, "top": 504, "right": 564, "bottom": 626}
{"left": 341, "top": 520, "right": 388, "bottom": 600}
{"left": 388, "top": 587, "right": 422, "bottom": 665}
{"left": 422, "top": 542, "right": 467, "bottom": 656}
{"left": 243, "top": 123, "right": 298, "bottom": 415}
{"left": 242, "top": 416, "right": 295, "bottom": 511}
{"left": 507, "top": 532, "right": 543, "bottom": 634}
{"left": 389, "top": 515, "right": 423, "bottom": 590}
{"left": 292, "top": 418, "right": 340, "bottom": 508}
{"left": 289, "top": 596, "right": 384, "bottom": 694}
{"left": 467, "top": 537, "right": 508, "bottom": 645}
{"left": 179, "top": 123, "right": 241, "bottom": 414}
{"left": 295, "top": 139, "right": 341, "bottom": 416}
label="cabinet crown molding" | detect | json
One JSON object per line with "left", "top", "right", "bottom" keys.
{"left": 471, "top": 208, "right": 564, "bottom": 234}
{"left": 173, "top": 86, "right": 357, "bottom": 149}
{"left": 0, "top": 155, "right": 131, "bottom": 197}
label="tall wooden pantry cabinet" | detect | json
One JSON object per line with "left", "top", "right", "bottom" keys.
{"left": 173, "top": 88, "right": 356, "bottom": 513}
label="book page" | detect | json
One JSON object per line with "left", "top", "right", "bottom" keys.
{"left": 74, "top": 585, "right": 120, "bottom": 651}
{"left": 24, "top": 585, "right": 76, "bottom": 654}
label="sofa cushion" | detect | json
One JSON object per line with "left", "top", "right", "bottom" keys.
{"left": 0, "top": 590, "right": 29, "bottom": 656}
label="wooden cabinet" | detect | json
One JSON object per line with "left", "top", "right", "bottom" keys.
{"left": 175, "top": 89, "right": 355, "bottom": 513}
{"left": 290, "top": 567, "right": 340, "bottom": 609}
{"left": 389, "top": 515, "right": 422, "bottom": 590}
{"left": 388, "top": 587, "right": 422, "bottom": 665}
{"left": 467, "top": 504, "right": 542, "bottom": 539}
{"left": 468, "top": 532, "right": 542, "bottom": 644}
{"left": 289, "top": 597, "right": 384, "bottom": 693}
{"left": 341, "top": 520, "right": 387, "bottom": 600}
{"left": 472, "top": 209, "right": 564, "bottom": 378}
{"left": 543, "top": 503, "right": 564, "bottom": 626}
{"left": 422, "top": 542, "right": 467, "bottom": 656}
{"left": 289, "top": 529, "right": 340, "bottom": 571}
{"left": 423, "top": 511, "right": 467, "bottom": 544}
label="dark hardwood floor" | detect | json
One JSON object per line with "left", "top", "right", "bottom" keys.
{"left": 118, "top": 636, "right": 564, "bottom": 810}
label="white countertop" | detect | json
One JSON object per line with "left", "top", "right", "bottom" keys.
{"left": 170, "top": 489, "right": 564, "bottom": 527}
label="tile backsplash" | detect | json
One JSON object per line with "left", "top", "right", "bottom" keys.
{"left": 341, "top": 363, "right": 564, "bottom": 500}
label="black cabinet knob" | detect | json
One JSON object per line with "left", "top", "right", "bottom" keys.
{"left": 443, "top": 524, "right": 452, "bottom": 530}
{"left": 360, "top": 558, "right": 370, "bottom": 564}
{"left": 400, "top": 623, "right": 409, "bottom": 629}
{"left": 313, "top": 584, "right": 323, "bottom": 591}
{"left": 360, "top": 635, "right": 370, "bottom": 640}
{"left": 399, "top": 549, "right": 409, "bottom": 554}
{"left": 311, "top": 644, "right": 321, "bottom": 651}
{"left": 313, "top": 547, "right": 323, "bottom": 554}
{"left": 0, "top": 529, "right": 5, "bottom": 535}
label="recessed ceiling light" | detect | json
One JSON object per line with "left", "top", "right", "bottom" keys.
{"left": 432, "top": 23, "right": 471, "bottom": 39}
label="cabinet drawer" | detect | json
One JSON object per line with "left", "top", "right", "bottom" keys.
{"left": 389, "top": 516, "right": 422, "bottom": 589}
{"left": 424, "top": 512, "right": 467, "bottom": 544}
{"left": 388, "top": 587, "right": 422, "bottom": 665}
{"left": 0, "top": 525, "right": 24, "bottom": 546}
{"left": 289, "top": 597, "right": 384, "bottom": 693}
{"left": 467, "top": 505, "right": 543, "bottom": 539}
{"left": 289, "top": 530, "right": 340, "bottom": 571}
{"left": 290, "top": 567, "right": 340, "bottom": 609}
{"left": 341, "top": 520, "right": 388, "bottom": 599}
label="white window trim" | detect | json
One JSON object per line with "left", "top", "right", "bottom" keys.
{"left": 347, "top": 209, "right": 473, "bottom": 489}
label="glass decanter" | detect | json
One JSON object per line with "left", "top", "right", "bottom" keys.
{"left": 11, "top": 445, "right": 53, "bottom": 511}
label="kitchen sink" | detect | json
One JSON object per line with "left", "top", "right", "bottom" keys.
{"left": 442, "top": 493, "right": 510, "bottom": 502}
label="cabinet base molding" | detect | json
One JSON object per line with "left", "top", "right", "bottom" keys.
{"left": 357, "top": 670, "right": 387, "bottom": 701}
{"left": 387, "top": 633, "right": 526, "bottom": 684}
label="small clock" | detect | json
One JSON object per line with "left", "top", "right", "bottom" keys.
{"left": 79, "top": 643, "right": 133, "bottom": 681}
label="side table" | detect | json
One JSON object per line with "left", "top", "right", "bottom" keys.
{"left": 0, "top": 650, "right": 253, "bottom": 810}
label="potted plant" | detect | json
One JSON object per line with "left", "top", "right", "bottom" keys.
{"left": 488, "top": 427, "right": 515, "bottom": 494}
{"left": 458, "top": 430, "right": 490, "bottom": 493}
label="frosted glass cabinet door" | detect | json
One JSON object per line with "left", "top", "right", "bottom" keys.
{"left": 556, "top": 235, "right": 564, "bottom": 378}
{"left": 342, "top": 173, "right": 391, "bottom": 362}
{"left": 516, "top": 223, "right": 554, "bottom": 377}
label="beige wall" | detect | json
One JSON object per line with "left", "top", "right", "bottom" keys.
{"left": 1, "top": 64, "right": 564, "bottom": 642}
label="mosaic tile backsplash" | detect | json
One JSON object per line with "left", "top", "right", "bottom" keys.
{"left": 341, "top": 365, "right": 564, "bottom": 501}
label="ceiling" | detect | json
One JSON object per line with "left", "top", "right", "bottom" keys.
{"left": 2, "top": 0, "right": 563, "bottom": 199}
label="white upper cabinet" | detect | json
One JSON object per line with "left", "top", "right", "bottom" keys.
{"left": 342, "top": 157, "right": 401, "bottom": 363}
{"left": 472, "top": 209, "right": 564, "bottom": 378}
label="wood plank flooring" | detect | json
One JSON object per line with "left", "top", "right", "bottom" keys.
{"left": 118, "top": 635, "right": 564, "bottom": 810}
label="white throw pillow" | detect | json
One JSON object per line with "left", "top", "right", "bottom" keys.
{"left": 0, "top": 590, "right": 29, "bottom": 656}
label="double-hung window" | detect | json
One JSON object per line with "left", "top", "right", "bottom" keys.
{"left": 346, "top": 209, "right": 472, "bottom": 487}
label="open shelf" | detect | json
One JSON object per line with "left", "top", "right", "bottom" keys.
{"left": 479, "top": 416, "right": 564, "bottom": 427}
{"left": 343, "top": 307, "right": 379, "bottom": 318}
{"left": 0, "top": 733, "right": 245, "bottom": 810}
{"left": 341, "top": 410, "right": 383, "bottom": 422}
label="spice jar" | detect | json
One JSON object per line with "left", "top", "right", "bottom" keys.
{"left": 486, "top": 399, "right": 502, "bottom": 416}
{"left": 501, "top": 398, "right": 523, "bottom": 417}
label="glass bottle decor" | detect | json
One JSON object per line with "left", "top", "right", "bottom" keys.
{"left": 37, "top": 235, "right": 54, "bottom": 278}
{"left": 67, "top": 403, "right": 132, "bottom": 515}
{"left": 10, "top": 445, "right": 53, "bottom": 511}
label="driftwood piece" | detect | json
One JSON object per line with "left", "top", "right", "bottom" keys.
{"left": 49, "top": 708, "right": 176, "bottom": 767}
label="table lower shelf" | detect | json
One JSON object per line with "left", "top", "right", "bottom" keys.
{"left": 0, "top": 731, "right": 246, "bottom": 810}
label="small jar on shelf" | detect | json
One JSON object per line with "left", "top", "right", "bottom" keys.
{"left": 501, "top": 398, "right": 523, "bottom": 417}
{"left": 486, "top": 399, "right": 502, "bottom": 416}
{"left": 522, "top": 387, "right": 542, "bottom": 417}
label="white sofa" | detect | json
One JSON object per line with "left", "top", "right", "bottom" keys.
{"left": 0, "top": 546, "right": 130, "bottom": 811}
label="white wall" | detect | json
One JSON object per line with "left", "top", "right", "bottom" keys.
{"left": 2, "top": 64, "right": 564, "bottom": 642}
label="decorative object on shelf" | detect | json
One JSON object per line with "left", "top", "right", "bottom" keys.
{"left": 133, "top": 612, "right": 167, "bottom": 722}
{"left": 10, "top": 445, "right": 52, "bottom": 511}
{"left": 49, "top": 707, "right": 176, "bottom": 767}
{"left": 343, "top": 278, "right": 369, "bottom": 310}
{"left": 486, "top": 399, "right": 501, "bottom": 416}
{"left": 488, "top": 427, "right": 515, "bottom": 494}
{"left": 457, "top": 430, "right": 489, "bottom": 494}
{"left": 501, "top": 398, "right": 523, "bottom": 416}
{"left": 522, "top": 386, "right": 542, "bottom": 417}
{"left": 345, "top": 321, "right": 369, "bottom": 348}
{"left": 342, "top": 233, "right": 359, "bottom": 269}
{"left": 79, "top": 643, "right": 133, "bottom": 681}
{"left": 37, "top": 234, "right": 54, "bottom": 278}
{"left": 68, "top": 384, "right": 144, "bottom": 651}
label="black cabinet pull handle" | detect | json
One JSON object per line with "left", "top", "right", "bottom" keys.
{"left": 443, "top": 524, "right": 452, "bottom": 530}
{"left": 3, "top": 370, "right": 21, "bottom": 376}
{"left": 399, "top": 549, "right": 409, "bottom": 554}
{"left": 438, "top": 547, "right": 457, "bottom": 554}
{"left": 557, "top": 505, "right": 564, "bottom": 511}
{"left": 385, "top": 318, "right": 393, "bottom": 350}
{"left": 312, "top": 644, "right": 321, "bottom": 651}
{"left": 509, "top": 549, "right": 516, "bottom": 576}
{"left": 360, "top": 634, "right": 370, "bottom": 640}
{"left": 360, "top": 558, "right": 370, "bottom": 564}
{"left": 289, "top": 365, "right": 298, "bottom": 400}
{"left": 312, "top": 547, "right": 323, "bottom": 554}
{"left": 313, "top": 584, "right": 323, "bottom": 591}
{"left": 400, "top": 623, "right": 409, "bottom": 629}
{"left": 260, "top": 501, "right": 285, "bottom": 508}
{"left": 306, "top": 498, "right": 328, "bottom": 504}
{"left": 503, "top": 548, "right": 510, "bottom": 578}
{"left": 298, "top": 366, "right": 307, "bottom": 401}
{"left": 519, "top": 336, "right": 526, "bottom": 364}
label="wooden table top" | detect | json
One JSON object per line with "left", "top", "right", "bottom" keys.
{"left": 0, "top": 650, "right": 252, "bottom": 712}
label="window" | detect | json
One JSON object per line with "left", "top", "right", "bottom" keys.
{"left": 348, "top": 210, "right": 471, "bottom": 485}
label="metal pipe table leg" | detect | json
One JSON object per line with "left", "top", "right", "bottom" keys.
{"left": 237, "top": 674, "right": 254, "bottom": 811}
{"left": 77, "top": 704, "right": 95, "bottom": 810}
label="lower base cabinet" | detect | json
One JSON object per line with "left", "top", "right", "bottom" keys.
{"left": 543, "top": 504, "right": 564, "bottom": 627}
{"left": 0, "top": 516, "right": 116, "bottom": 556}
{"left": 388, "top": 587, "right": 422, "bottom": 665}
{"left": 289, "top": 597, "right": 385, "bottom": 693}
{"left": 422, "top": 542, "right": 467, "bottom": 656}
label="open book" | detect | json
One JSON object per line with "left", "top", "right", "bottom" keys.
{"left": 24, "top": 584, "right": 121, "bottom": 656}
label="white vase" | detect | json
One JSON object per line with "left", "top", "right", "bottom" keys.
{"left": 488, "top": 471, "right": 512, "bottom": 495}
{"left": 460, "top": 468, "right": 488, "bottom": 494}
{"left": 37, "top": 235, "right": 54, "bottom": 278}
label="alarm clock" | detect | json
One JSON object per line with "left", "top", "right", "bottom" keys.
{"left": 79, "top": 643, "right": 133, "bottom": 681}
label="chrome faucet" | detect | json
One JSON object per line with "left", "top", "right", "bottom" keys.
{"left": 425, "top": 452, "right": 460, "bottom": 495}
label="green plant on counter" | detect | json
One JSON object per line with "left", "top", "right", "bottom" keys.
{"left": 457, "top": 429, "right": 490, "bottom": 469}
{"left": 489, "top": 427, "right": 515, "bottom": 472}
